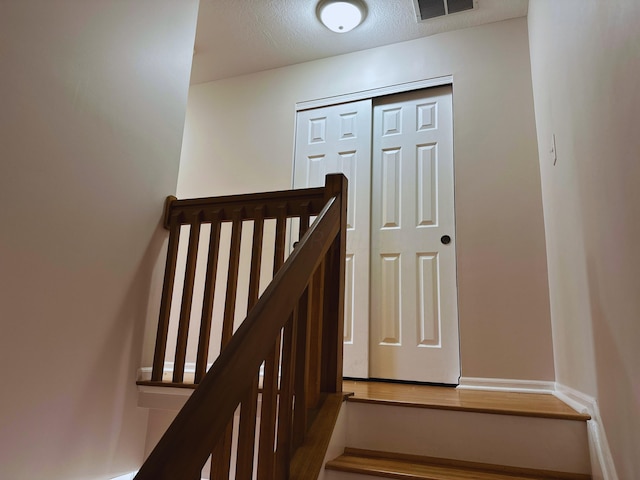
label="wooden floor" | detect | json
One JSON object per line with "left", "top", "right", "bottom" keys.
{"left": 342, "top": 380, "right": 590, "bottom": 421}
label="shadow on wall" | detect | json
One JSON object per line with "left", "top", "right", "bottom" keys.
{"left": 62, "top": 220, "right": 169, "bottom": 478}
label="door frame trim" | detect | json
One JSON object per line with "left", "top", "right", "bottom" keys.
{"left": 295, "top": 75, "right": 454, "bottom": 111}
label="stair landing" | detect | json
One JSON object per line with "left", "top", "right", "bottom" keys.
{"left": 342, "top": 380, "right": 590, "bottom": 421}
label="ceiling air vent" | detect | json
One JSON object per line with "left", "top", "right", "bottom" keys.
{"left": 414, "top": 0, "right": 475, "bottom": 21}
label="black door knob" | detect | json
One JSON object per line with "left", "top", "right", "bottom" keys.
{"left": 441, "top": 235, "right": 451, "bottom": 245}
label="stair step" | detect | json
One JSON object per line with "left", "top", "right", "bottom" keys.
{"left": 325, "top": 448, "right": 592, "bottom": 480}
{"left": 343, "top": 380, "right": 590, "bottom": 421}
{"left": 341, "top": 397, "right": 590, "bottom": 474}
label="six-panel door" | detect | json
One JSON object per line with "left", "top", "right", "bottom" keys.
{"left": 293, "top": 99, "right": 372, "bottom": 378}
{"left": 370, "top": 86, "right": 459, "bottom": 384}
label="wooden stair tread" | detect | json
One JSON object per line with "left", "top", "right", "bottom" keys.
{"left": 342, "top": 380, "right": 590, "bottom": 421}
{"left": 326, "top": 449, "right": 591, "bottom": 480}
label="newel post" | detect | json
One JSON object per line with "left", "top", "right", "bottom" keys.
{"left": 321, "top": 173, "right": 347, "bottom": 394}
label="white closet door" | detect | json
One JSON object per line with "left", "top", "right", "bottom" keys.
{"left": 370, "top": 86, "right": 460, "bottom": 384}
{"left": 293, "top": 99, "right": 372, "bottom": 378}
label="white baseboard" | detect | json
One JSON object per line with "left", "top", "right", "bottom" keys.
{"left": 457, "top": 377, "right": 555, "bottom": 393}
{"left": 137, "top": 366, "right": 152, "bottom": 381}
{"left": 553, "top": 383, "right": 618, "bottom": 480}
{"left": 137, "top": 362, "right": 205, "bottom": 382}
{"left": 138, "top": 362, "right": 266, "bottom": 382}
{"left": 109, "top": 471, "right": 209, "bottom": 480}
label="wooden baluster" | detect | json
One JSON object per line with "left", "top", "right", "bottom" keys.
{"left": 301, "top": 211, "right": 327, "bottom": 412}
{"left": 292, "top": 285, "right": 309, "bottom": 451}
{"left": 307, "top": 262, "right": 325, "bottom": 410}
{"left": 257, "top": 205, "right": 287, "bottom": 480}
{"left": 274, "top": 210, "right": 307, "bottom": 478}
{"left": 152, "top": 209, "right": 181, "bottom": 382}
{"left": 173, "top": 212, "right": 202, "bottom": 383}
{"left": 211, "top": 209, "right": 244, "bottom": 480}
{"left": 210, "top": 422, "right": 233, "bottom": 480}
{"left": 257, "top": 334, "right": 281, "bottom": 480}
{"left": 247, "top": 206, "right": 266, "bottom": 309}
{"left": 194, "top": 210, "right": 222, "bottom": 384}
{"left": 321, "top": 174, "right": 347, "bottom": 393}
{"left": 222, "top": 209, "right": 244, "bottom": 345}
{"left": 274, "top": 312, "right": 297, "bottom": 480}
{"left": 273, "top": 205, "right": 287, "bottom": 275}
{"left": 297, "top": 204, "right": 311, "bottom": 246}
{"left": 299, "top": 194, "right": 334, "bottom": 409}
{"left": 292, "top": 211, "right": 311, "bottom": 449}
{"left": 236, "top": 382, "right": 259, "bottom": 480}
{"left": 235, "top": 207, "right": 265, "bottom": 480}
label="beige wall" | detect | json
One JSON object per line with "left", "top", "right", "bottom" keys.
{"left": 176, "top": 18, "right": 554, "bottom": 382}
{"left": 0, "top": 1, "right": 198, "bottom": 478}
{"left": 528, "top": 1, "right": 640, "bottom": 477}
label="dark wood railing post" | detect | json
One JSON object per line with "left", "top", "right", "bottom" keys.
{"left": 211, "top": 208, "right": 244, "bottom": 479}
{"left": 307, "top": 263, "right": 325, "bottom": 409}
{"left": 194, "top": 209, "right": 222, "bottom": 384}
{"left": 235, "top": 205, "right": 266, "bottom": 480}
{"left": 151, "top": 201, "right": 181, "bottom": 382}
{"left": 321, "top": 173, "right": 347, "bottom": 394}
{"left": 173, "top": 212, "right": 202, "bottom": 383}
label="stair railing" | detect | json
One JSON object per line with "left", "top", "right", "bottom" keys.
{"left": 135, "top": 174, "right": 347, "bottom": 479}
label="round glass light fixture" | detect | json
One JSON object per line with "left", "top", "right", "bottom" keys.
{"left": 317, "top": 0, "right": 367, "bottom": 33}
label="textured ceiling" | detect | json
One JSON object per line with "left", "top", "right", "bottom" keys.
{"left": 191, "top": 0, "right": 528, "bottom": 84}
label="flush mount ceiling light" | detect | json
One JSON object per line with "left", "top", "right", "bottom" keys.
{"left": 317, "top": 0, "right": 367, "bottom": 33}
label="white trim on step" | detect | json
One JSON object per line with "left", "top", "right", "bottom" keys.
{"left": 457, "top": 377, "right": 555, "bottom": 393}
{"left": 553, "top": 383, "right": 619, "bottom": 480}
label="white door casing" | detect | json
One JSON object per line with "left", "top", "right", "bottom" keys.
{"left": 370, "top": 86, "right": 460, "bottom": 384}
{"left": 293, "top": 99, "right": 372, "bottom": 378}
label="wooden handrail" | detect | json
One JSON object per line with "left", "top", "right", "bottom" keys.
{"left": 163, "top": 187, "right": 327, "bottom": 226}
{"left": 135, "top": 174, "right": 347, "bottom": 479}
